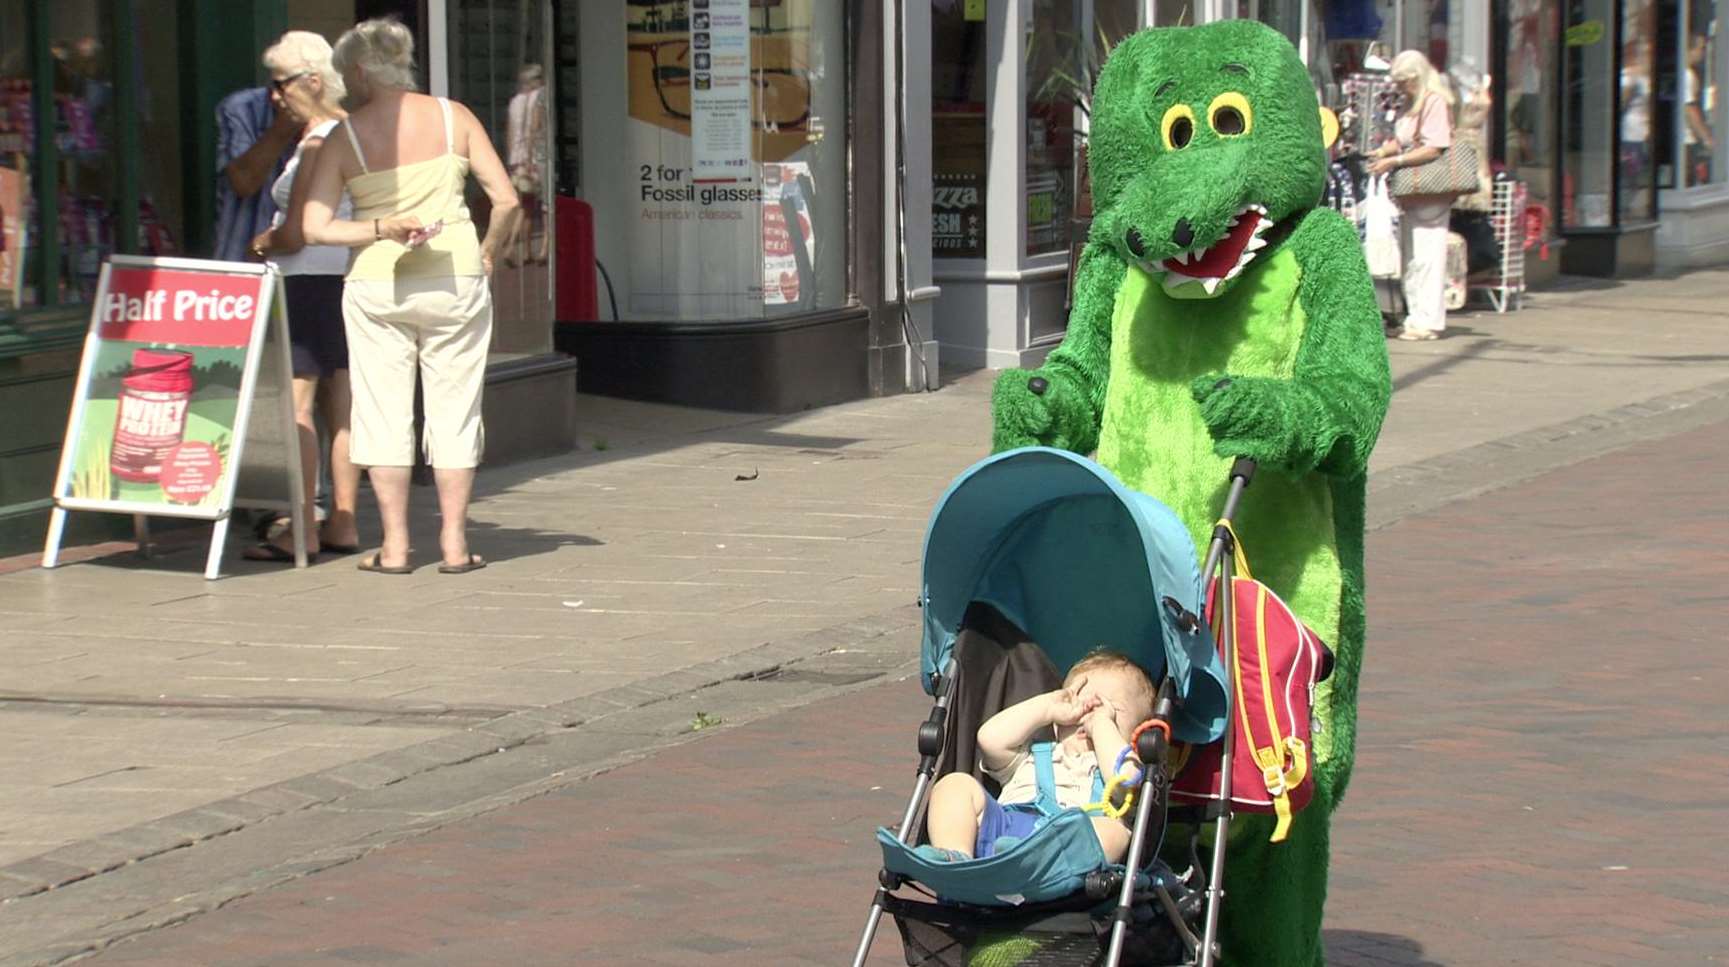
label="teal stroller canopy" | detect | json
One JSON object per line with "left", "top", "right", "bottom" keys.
{"left": 919, "top": 447, "right": 1229, "bottom": 744}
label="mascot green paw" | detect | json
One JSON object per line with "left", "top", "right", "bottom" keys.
{"left": 991, "top": 368, "right": 1096, "bottom": 454}
{"left": 1190, "top": 374, "right": 1294, "bottom": 467}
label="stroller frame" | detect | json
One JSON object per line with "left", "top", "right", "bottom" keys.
{"left": 852, "top": 459, "right": 1256, "bottom": 967}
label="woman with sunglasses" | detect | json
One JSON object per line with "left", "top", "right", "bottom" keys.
{"left": 243, "top": 30, "right": 362, "bottom": 562}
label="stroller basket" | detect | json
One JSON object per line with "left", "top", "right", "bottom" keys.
{"left": 884, "top": 887, "right": 1196, "bottom": 967}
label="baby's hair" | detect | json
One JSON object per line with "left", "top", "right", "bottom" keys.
{"left": 1064, "top": 649, "right": 1156, "bottom": 719}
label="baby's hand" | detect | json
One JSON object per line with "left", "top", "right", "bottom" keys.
{"left": 1082, "top": 692, "right": 1121, "bottom": 738}
{"left": 1046, "top": 681, "right": 1097, "bottom": 727}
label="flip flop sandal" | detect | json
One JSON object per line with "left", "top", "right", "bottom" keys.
{"left": 243, "top": 542, "right": 312, "bottom": 564}
{"left": 437, "top": 554, "right": 487, "bottom": 574}
{"left": 357, "top": 552, "right": 414, "bottom": 575}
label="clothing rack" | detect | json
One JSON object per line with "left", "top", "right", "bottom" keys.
{"left": 1469, "top": 177, "right": 1527, "bottom": 313}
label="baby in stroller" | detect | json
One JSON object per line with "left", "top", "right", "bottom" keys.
{"left": 917, "top": 651, "right": 1155, "bottom": 866}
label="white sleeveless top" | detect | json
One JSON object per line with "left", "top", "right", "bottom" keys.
{"left": 269, "top": 120, "right": 353, "bottom": 276}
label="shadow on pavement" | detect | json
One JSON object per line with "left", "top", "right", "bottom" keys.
{"left": 1391, "top": 335, "right": 1493, "bottom": 392}
{"left": 1325, "top": 929, "right": 1447, "bottom": 966}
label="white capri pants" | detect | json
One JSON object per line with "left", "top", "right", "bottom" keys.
{"left": 1398, "top": 199, "right": 1453, "bottom": 335}
{"left": 342, "top": 275, "right": 491, "bottom": 469}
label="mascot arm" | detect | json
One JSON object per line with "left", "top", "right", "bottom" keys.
{"left": 1190, "top": 209, "right": 1391, "bottom": 477}
{"left": 991, "top": 243, "right": 1127, "bottom": 455}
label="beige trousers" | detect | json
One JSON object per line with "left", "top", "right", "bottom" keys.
{"left": 342, "top": 275, "right": 491, "bottom": 469}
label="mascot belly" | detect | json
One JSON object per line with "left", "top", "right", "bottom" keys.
{"left": 990, "top": 20, "right": 1391, "bottom": 967}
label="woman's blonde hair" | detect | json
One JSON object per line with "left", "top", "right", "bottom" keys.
{"left": 262, "top": 31, "right": 345, "bottom": 110}
{"left": 1390, "top": 49, "right": 1455, "bottom": 119}
{"left": 332, "top": 17, "right": 419, "bottom": 93}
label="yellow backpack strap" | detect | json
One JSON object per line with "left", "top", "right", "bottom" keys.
{"left": 1252, "top": 738, "right": 1310, "bottom": 843}
{"left": 1215, "top": 519, "right": 1251, "bottom": 580}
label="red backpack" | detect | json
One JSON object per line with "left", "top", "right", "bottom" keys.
{"left": 1169, "top": 523, "right": 1333, "bottom": 842}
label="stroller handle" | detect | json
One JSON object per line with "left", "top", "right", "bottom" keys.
{"left": 1202, "top": 459, "right": 1256, "bottom": 583}
{"left": 1229, "top": 457, "right": 1256, "bottom": 487}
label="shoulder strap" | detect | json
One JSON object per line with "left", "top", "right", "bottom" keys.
{"left": 439, "top": 97, "right": 455, "bottom": 155}
{"left": 341, "top": 119, "right": 369, "bottom": 174}
{"left": 1030, "top": 742, "right": 1062, "bottom": 817}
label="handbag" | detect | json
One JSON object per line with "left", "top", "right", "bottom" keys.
{"left": 1389, "top": 95, "right": 1480, "bottom": 198}
{"left": 1169, "top": 522, "right": 1333, "bottom": 843}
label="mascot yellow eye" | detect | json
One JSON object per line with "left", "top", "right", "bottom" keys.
{"left": 1208, "top": 92, "right": 1253, "bottom": 137}
{"left": 1161, "top": 104, "right": 1196, "bottom": 150}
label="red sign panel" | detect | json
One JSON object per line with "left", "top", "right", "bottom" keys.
{"left": 96, "top": 267, "right": 263, "bottom": 348}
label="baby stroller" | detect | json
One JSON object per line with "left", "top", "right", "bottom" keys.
{"left": 852, "top": 447, "right": 1258, "bottom": 967}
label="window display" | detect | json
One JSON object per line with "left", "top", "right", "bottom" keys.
{"left": 451, "top": 0, "right": 554, "bottom": 354}
{"left": 51, "top": 3, "right": 119, "bottom": 305}
{"left": 134, "top": 1, "right": 183, "bottom": 261}
{"left": 1561, "top": 0, "right": 1616, "bottom": 228}
{"left": 1025, "top": 0, "right": 1079, "bottom": 257}
{"left": 1505, "top": 0, "right": 1560, "bottom": 239}
{"left": 932, "top": 0, "right": 987, "bottom": 259}
{"left": 1619, "top": 0, "right": 1656, "bottom": 220}
{"left": 0, "top": 1, "right": 182, "bottom": 317}
{"left": 1681, "top": 0, "right": 1722, "bottom": 187}
{"left": 1, "top": 3, "right": 31, "bottom": 311}
{"left": 577, "top": 0, "right": 846, "bottom": 322}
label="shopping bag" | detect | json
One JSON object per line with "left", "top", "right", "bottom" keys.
{"left": 1361, "top": 176, "right": 1401, "bottom": 279}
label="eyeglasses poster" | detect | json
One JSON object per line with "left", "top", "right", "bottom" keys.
{"left": 623, "top": 0, "right": 823, "bottom": 317}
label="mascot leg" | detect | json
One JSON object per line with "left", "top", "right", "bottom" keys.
{"left": 1215, "top": 784, "right": 1334, "bottom": 967}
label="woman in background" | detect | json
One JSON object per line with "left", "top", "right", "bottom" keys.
{"left": 244, "top": 30, "right": 361, "bottom": 561}
{"left": 303, "top": 17, "right": 519, "bottom": 574}
{"left": 1368, "top": 50, "right": 1458, "bottom": 341}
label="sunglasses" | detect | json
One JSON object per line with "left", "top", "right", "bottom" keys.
{"left": 271, "top": 72, "right": 310, "bottom": 94}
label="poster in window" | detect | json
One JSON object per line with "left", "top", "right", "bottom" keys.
{"left": 622, "top": 0, "right": 821, "bottom": 318}
{"left": 933, "top": 171, "right": 985, "bottom": 258}
{"left": 691, "top": 0, "right": 751, "bottom": 181}
{"left": 763, "top": 161, "right": 815, "bottom": 305}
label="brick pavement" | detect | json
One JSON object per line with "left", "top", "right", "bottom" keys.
{"left": 70, "top": 416, "right": 1729, "bottom": 966}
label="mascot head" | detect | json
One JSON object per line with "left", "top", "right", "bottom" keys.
{"left": 1088, "top": 21, "right": 1333, "bottom": 300}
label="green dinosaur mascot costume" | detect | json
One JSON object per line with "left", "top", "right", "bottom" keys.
{"left": 991, "top": 21, "right": 1391, "bottom": 967}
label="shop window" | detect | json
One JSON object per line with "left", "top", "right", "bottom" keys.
{"left": 1026, "top": 0, "right": 1080, "bottom": 258}
{"left": 134, "top": 0, "right": 183, "bottom": 259}
{"left": 1154, "top": 0, "right": 1198, "bottom": 25}
{"left": 1402, "top": 0, "right": 1452, "bottom": 70}
{"left": 577, "top": 0, "right": 847, "bottom": 322}
{"left": 932, "top": 0, "right": 988, "bottom": 260}
{"left": 1620, "top": 0, "right": 1657, "bottom": 220}
{"left": 1680, "top": 0, "right": 1724, "bottom": 187}
{"left": 451, "top": 0, "right": 554, "bottom": 357}
{"left": 50, "top": 2, "right": 119, "bottom": 306}
{"left": 0, "top": 1, "right": 182, "bottom": 321}
{"left": 1506, "top": 0, "right": 1561, "bottom": 237}
{"left": 1562, "top": 0, "right": 1617, "bottom": 227}
{"left": 1, "top": 3, "right": 32, "bottom": 311}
